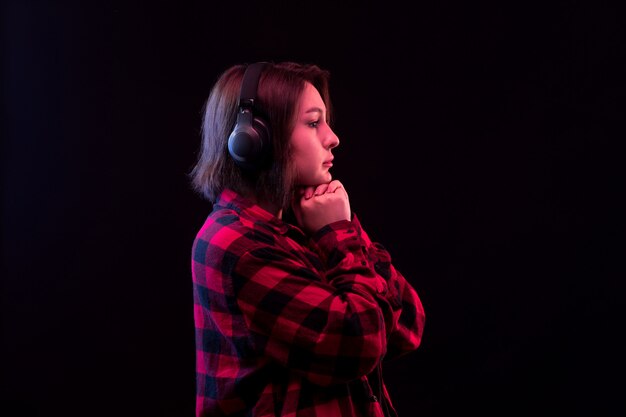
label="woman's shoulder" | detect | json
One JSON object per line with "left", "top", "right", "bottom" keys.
{"left": 195, "top": 206, "right": 279, "bottom": 256}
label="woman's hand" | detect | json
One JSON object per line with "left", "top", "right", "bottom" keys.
{"left": 292, "top": 180, "right": 351, "bottom": 235}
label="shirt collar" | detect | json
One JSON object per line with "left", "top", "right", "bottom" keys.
{"left": 215, "top": 188, "right": 303, "bottom": 236}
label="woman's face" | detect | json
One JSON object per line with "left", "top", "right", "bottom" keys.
{"left": 290, "top": 82, "right": 339, "bottom": 186}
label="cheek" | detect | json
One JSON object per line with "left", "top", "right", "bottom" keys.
{"left": 291, "top": 132, "right": 325, "bottom": 181}
{"left": 294, "top": 157, "right": 323, "bottom": 184}
{"left": 295, "top": 157, "right": 314, "bottom": 176}
{"left": 292, "top": 140, "right": 314, "bottom": 169}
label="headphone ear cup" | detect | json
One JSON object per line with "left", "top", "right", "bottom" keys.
{"left": 227, "top": 111, "right": 271, "bottom": 169}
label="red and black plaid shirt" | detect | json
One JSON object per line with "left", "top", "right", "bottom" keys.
{"left": 192, "top": 188, "right": 425, "bottom": 416}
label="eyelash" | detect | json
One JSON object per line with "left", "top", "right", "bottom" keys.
{"left": 308, "top": 120, "right": 320, "bottom": 128}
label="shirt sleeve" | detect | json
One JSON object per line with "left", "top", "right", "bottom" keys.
{"left": 350, "top": 214, "right": 426, "bottom": 361}
{"left": 231, "top": 220, "right": 393, "bottom": 387}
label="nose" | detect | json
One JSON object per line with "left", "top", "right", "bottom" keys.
{"left": 325, "top": 126, "right": 339, "bottom": 150}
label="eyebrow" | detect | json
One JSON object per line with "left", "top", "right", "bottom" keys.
{"left": 304, "top": 107, "right": 324, "bottom": 114}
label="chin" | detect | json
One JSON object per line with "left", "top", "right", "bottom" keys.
{"left": 317, "top": 172, "right": 332, "bottom": 184}
{"left": 297, "top": 170, "right": 333, "bottom": 186}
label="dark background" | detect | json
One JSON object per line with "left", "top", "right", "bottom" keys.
{"left": 2, "top": 1, "right": 624, "bottom": 416}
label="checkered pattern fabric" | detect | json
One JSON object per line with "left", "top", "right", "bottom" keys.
{"left": 192, "top": 188, "right": 425, "bottom": 416}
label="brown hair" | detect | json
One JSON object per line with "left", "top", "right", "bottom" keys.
{"left": 189, "top": 61, "right": 333, "bottom": 209}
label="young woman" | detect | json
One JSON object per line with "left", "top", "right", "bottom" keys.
{"left": 190, "top": 61, "right": 425, "bottom": 417}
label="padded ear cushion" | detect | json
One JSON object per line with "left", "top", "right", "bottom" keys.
{"left": 251, "top": 116, "right": 271, "bottom": 156}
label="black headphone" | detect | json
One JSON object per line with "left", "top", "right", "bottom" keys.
{"left": 227, "top": 62, "right": 272, "bottom": 170}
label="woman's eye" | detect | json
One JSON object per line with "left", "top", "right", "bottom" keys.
{"left": 308, "top": 120, "right": 319, "bottom": 128}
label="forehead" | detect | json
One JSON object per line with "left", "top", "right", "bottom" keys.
{"left": 298, "top": 82, "right": 325, "bottom": 113}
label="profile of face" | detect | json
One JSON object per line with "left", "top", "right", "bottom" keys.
{"left": 290, "top": 82, "right": 340, "bottom": 186}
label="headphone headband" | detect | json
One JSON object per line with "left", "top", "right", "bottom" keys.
{"left": 238, "top": 62, "right": 267, "bottom": 109}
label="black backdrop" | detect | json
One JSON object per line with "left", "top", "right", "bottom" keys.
{"left": 2, "top": 1, "right": 624, "bottom": 416}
